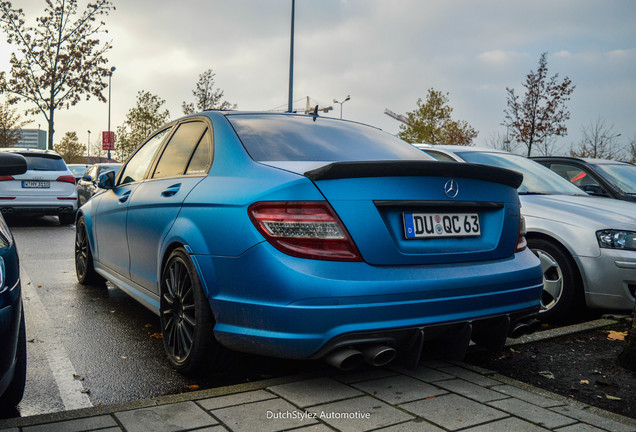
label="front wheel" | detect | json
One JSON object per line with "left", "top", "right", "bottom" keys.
{"left": 529, "top": 238, "right": 582, "bottom": 322}
{"left": 160, "top": 248, "right": 231, "bottom": 374}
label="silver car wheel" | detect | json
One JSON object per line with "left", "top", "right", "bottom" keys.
{"left": 533, "top": 248, "right": 564, "bottom": 312}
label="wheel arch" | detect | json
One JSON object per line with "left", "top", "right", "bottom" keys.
{"left": 525, "top": 231, "right": 588, "bottom": 304}
{"left": 159, "top": 241, "right": 212, "bottom": 299}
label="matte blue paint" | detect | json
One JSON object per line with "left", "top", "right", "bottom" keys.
{"left": 82, "top": 112, "right": 543, "bottom": 360}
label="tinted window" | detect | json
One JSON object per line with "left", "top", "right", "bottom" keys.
{"left": 21, "top": 154, "right": 67, "bottom": 171}
{"left": 153, "top": 122, "right": 207, "bottom": 179}
{"left": 185, "top": 130, "right": 212, "bottom": 175}
{"left": 119, "top": 129, "right": 169, "bottom": 185}
{"left": 228, "top": 114, "right": 429, "bottom": 162}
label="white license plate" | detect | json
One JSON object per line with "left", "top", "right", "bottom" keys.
{"left": 404, "top": 212, "right": 481, "bottom": 239}
{"left": 22, "top": 181, "right": 50, "bottom": 188}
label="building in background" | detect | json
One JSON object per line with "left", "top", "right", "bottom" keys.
{"left": 14, "top": 128, "right": 47, "bottom": 149}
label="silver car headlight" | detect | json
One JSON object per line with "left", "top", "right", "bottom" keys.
{"left": 596, "top": 230, "right": 636, "bottom": 251}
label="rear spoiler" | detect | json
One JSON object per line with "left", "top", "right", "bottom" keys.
{"left": 304, "top": 160, "right": 523, "bottom": 189}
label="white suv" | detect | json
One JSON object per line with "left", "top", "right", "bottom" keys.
{"left": 0, "top": 148, "right": 78, "bottom": 225}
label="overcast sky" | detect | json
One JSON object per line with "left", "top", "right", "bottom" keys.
{"left": 1, "top": 0, "right": 635, "bottom": 157}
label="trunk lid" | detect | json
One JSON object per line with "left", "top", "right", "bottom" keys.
{"left": 304, "top": 160, "right": 523, "bottom": 266}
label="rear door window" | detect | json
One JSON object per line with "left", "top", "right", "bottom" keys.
{"left": 152, "top": 121, "right": 209, "bottom": 179}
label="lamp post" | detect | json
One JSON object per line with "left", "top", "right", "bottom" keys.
{"left": 333, "top": 95, "right": 350, "bottom": 119}
{"left": 87, "top": 130, "right": 91, "bottom": 165}
{"left": 107, "top": 66, "right": 116, "bottom": 161}
{"left": 287, "top": 0, "right": 295, "bottom": 113}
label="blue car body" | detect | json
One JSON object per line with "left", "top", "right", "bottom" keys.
{"left": 77, "top": 112, "right": 542, "bottom": 369}
{"left": 0, "top": 152, "right": 27, "bottom": 408}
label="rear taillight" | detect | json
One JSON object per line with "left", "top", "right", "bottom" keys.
{"left": 0, "top": 176, "right": 14, "bottom": 181}
{"left": 515, "top": 214, "right": 527, "bottom": 252}
{"left": 56, "top": 175, "right": 76, "bottom": 184}
{"left": 248, "top": 201, "right": 362, "bottom": 261}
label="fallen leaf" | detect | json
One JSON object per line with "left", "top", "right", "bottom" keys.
{"left": 150, "top": 332, "right": 163, "bottom": 339}
{"left": 606, "top": 331, "right": 627, "bottom": 341}
{"left": 121, "top": 355, "right": 128, "bottom": 359}
{"left": 188, "top": 385, "right": 200, "bottom": 391}
{"left": 538, "top": 371, "right": 555, "bottom": 379}
{"left": 80, "top": 388, "right": 91, "bottom": 394}
{"left": 605, "top": 394, "right": 622, "bottom": 401}
{"left": 73, "top": 374, "right": 85, "bottom": 381}
{"left": 580, "top": 380, "right": 589, "bottom": 385}
{"left": 144, "top": 324, "right": 152, "bottom": 328}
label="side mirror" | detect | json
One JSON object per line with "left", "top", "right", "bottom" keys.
{"left": 580, "top": 184, "right": 610, "bottom": 197}
{"left": 0, "top": 153, "right": 27, "bottom": 176}
{"left": 97, "top": 171, "right": 115, "bottom": 190}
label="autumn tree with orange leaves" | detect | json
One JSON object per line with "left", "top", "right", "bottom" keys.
{"left": 503, "top": 53, "right": 575, "bottom": 157}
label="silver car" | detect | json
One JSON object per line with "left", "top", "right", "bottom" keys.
{"left": 416, "top": 144, "right": 636, "bottom": 322}
{"left": 0, "top": 148, "right": 78, "bottom": 225}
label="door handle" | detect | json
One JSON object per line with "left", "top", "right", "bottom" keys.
{"left": 161, "top": 184, "right": 181, "bottom": 197}
{"left": 118, "top": 191, "right": 131, "bottom": 203}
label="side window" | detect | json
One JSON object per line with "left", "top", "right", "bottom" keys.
{"left": 153, "top": 122, "right": 208, "bottom": 179}
{"left": 118, "top": 129, "right": 170, "bottom": 186}
{"left": 185, "top": 128, "right": 212, "bottom": 175}
{"left": 550, "top": 163, "right": 599, "bottom": 187}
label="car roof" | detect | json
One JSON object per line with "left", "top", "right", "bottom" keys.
{"left": 532, "top": 156, "right": 630, "bottom": 166}
{"left": 0, "top": 147, "right": 62, "bottom": 157}
{"left": 415, "top": 144, "right": 508, "bottom": 155}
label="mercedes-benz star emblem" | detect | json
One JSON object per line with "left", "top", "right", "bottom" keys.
{"left": 444, "top": 179, "right": 459, "bottom": 198}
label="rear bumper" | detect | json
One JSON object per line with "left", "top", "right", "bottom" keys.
{"left": 0, "top": 205, "right": 75, "bottom": 216}
{"left": 196, "top": 243, "right": 543, "bottom": 359}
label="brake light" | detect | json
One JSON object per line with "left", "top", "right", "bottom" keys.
{"left": 515, "top": 214, "right": 527, "bottom": 252}
{"left": 248, "top": 201, "right": 362, "bottom": 261}
{"left": 56, "top": 175, "right": 76, "bottom": 184}
{"left": 0, "top": 176, "right": 14, "bottom": 181}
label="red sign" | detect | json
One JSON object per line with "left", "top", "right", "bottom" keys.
{"left": 102, "top": 131, "right": 115, "bottom": 150}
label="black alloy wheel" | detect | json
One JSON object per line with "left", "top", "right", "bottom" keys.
{"left": 160, "top": 248, "right": 230, "bottom": 373}
{"left": 75, "top": 216, "right": 104, "bottom": 285}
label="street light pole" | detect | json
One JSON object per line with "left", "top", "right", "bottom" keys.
{"left": 333, "top": 95, "right": 350, "bottom": 119}
{"left": 87, "top": 130, "right": 91, "bottom": 165}
{"left": 287, "top": 0, "right": 295, "bottom": 113}
{"left": 107, "top": 66, "right": 116, "bottom": 161}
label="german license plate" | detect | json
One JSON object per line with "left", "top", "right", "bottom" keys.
{"left": 404, "top": 212, "right": 480, "bottom": 239}
{"left": 22, "top": 181, "right": 50, "bottom": 188}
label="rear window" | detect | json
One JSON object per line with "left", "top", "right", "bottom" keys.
{"left": 21, "top": 154, "right": 68, "bottom": 171}
{"left": 227, "top": 114, "right": 429, "bottom": 162}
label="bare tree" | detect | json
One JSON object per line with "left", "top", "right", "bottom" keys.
{"left": 626, "top": 135, "right": 636, "bottom": 163}
{"left": 485, "top": 131, "right": 519, "bottom": 153}
{"left": 503, "top": 52, "right": 575, "bottom": 156}
{"left": 0, "top": 0, "right": 114, "bottom": 149}
{"left": 569, "top": 118, "right": 622, "bottom": 160}
{"left": 534, "top": 136, "right": 558, "bottom": 157}
{"left": 182, "top": 69, "right": 237, "bottom": 115}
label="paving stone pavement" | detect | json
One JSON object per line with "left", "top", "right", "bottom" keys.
{"left": 1, "top": 360, "right": 635, "bottom": 432}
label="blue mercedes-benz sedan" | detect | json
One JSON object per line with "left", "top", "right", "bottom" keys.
{"left": 75, "top": 111, "right": 542, "bottom": 373}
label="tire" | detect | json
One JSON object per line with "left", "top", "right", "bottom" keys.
{"left": 528, "top": 238, "right": 582, "bottom": 322}
{"left": 75, "top": 216, "right": 105, "bottom": 285}
{"left": 160, "top": 248, "right": 231, "bottom": 374}
{"left": 59, "top": 212, "right": 76, "bottom": 225}
{"left": 0, "top": 307, "right": 26, "bottom": 407}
